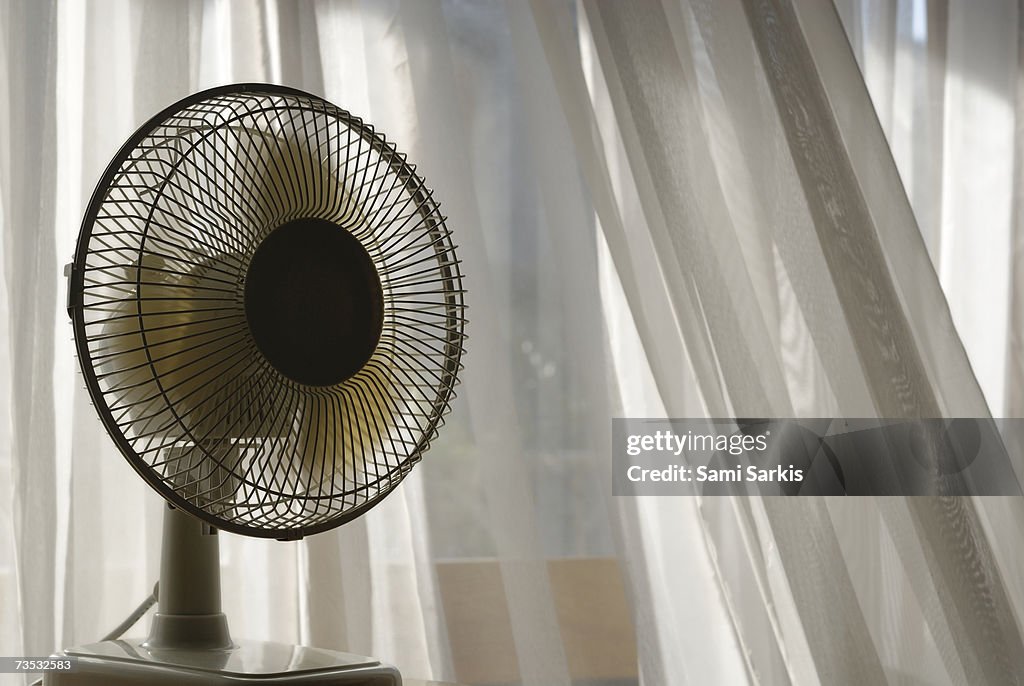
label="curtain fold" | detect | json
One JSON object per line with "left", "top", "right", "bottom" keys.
{"left": 2, "top": 0, "right": 60, "bottom": 670}
{"left": 573, "top": 0, "right": 1024, "bottom": 683}
{"left": 381, "top": 2, "right": 573, "bottom": 680}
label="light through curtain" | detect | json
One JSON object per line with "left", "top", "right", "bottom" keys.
{"left": 564, "top": 0, "right": 1024, "bottom": 683}
{"left": 2, "top": 1, "right": 1024, "bottom": 686}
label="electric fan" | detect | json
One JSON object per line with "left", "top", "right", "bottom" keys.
{"left": 55, "top": 83, "right": 465, "bottom": 685}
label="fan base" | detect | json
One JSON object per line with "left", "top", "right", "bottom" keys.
{"left": 45, "top": 638, "right": 400, "bottom": 685}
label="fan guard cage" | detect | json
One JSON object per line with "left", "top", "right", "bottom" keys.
{"left": 69, "top": 84, "right": 466, "bottom": 538}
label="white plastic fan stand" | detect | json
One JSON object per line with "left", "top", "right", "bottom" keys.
{"left": 46, "top": 504, "right": 401, "bottom": 685}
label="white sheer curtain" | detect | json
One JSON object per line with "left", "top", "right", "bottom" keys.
{"left": 2, "top": 1, "right": 1024, "bottom": 685}
{"left": 572, "top": 0, "right": 1024, "bottom": 683}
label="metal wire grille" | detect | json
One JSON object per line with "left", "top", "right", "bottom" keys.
{"left": 69, "top": 84, "right": 466, "bottom": 538}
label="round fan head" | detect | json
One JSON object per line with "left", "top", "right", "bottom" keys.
{"left": 68, "top": 84, "right": 466, "bottom": 539}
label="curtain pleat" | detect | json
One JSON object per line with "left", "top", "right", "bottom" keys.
{"left": 383, "top": 2, "right": 573, "bottom": 681}
{"left": 2, "top": 0, "right": 60, "bottom": 671}
{"left": 938, "top": 0, "right": 1017, "bottom": 417}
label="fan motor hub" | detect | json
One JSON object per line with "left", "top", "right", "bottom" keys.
{"left": 244, "top": 218, "right": 384, "bottom": 387}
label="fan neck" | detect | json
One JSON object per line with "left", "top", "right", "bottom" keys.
{"left": 145, "top": 503, "right": 233, "bottom": 651}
